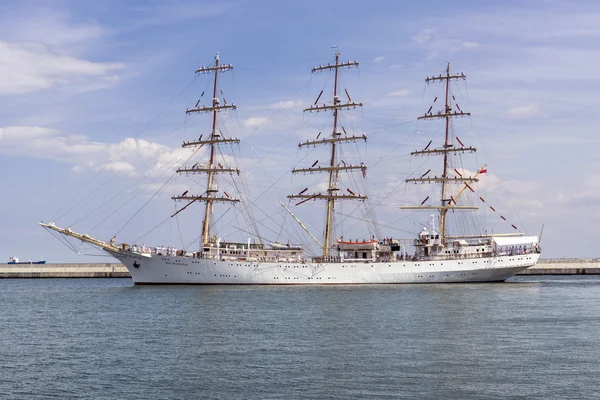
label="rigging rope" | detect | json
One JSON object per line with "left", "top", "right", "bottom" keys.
{"left": 114, "top": 173, "right": 177, "bottom": 237}
{"left": 71, "top": 145, "right": 193, "bottom": 228}
{"left": 50, "top": 75, "right": 199, "bottom": 222}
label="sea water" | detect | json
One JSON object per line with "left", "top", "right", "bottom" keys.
{"left": 0, "top": 276, "right": 599, "bottom": 399}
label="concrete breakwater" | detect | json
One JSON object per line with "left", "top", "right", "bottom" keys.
{"left": 516, "top": 259, "right": 600, "bottom": 275}
{"left": 0, "top": 263, "right": 129, "bottom": 278}
{"left": 0, "top": 259, "right": 599, "bottom": 279}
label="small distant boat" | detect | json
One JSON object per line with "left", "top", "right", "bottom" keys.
{"left": 7, "top": 257, "right": 46, "bottom": 265}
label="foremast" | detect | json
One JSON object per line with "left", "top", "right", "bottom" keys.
{"left": 402, "top": 63, "right": 478, "bottom": 242}
{"left": 288, "top": 50, "right": 367, "bottom": 257}
{"left": 172, "top": 53, "right": 240, "bottom": 247}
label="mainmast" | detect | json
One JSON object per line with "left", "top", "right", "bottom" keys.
{"left": 401, "top": 63, "right": 478, "bottom": 241}
{"left": 172, "top": 53, "right": 240, "bottom": 247}
{"left": 288, "top": 50, "right": 367, "bottom": 257}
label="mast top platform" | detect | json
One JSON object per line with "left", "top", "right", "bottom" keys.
{"left": 424, "top": 63, "right": 466, "bottom": 83}
{"left": 195, "top": 53, "right": 234, "bottom": 74}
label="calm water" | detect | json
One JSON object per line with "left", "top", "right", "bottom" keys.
{"left": 0, "top": 276, "right": 599, "bottom": 399}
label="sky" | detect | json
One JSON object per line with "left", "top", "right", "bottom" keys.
{"left": 0, "top": 0, "right": 598, "bottom": 263}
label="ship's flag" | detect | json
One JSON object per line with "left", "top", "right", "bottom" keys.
{"left": 479, "top": 167, "right": 487, "bottom": 174}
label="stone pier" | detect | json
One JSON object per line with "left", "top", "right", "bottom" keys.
{"left": 517, "top": 259, "right": 600, "bottom": 275}
{"left": 0, "top": 263, "right": 129, "bottom": 278}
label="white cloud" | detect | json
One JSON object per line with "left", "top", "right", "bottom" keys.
{"left": 557, "top": 174, "right": 600, "bottom": 207}
{"left": 269, "top": 99, "right": 306, "bottom": 110}
{"left": 130, "top": 1, "right": 237, "bottom": 27}
{"left": 387, "top": 89, "right": 411, "bottom": 97}
{"left": 0, "top": 8, "right": 124, "bottom": 96}
{"left": 424, "top": 37, "right": 480, "bottom": 60}
{"left": 0, "top": 125, "right": 191, "bottom": 176}
{"left": 507, "top": 104, "right": 540, "bottom": 118}
{"left": 412, "top": 28, "right": 437, "bottom": 44}
{"left": 0, "top": 11, "right": 106, "bottom": 50}
{"left": 373, "top": 56, "right": 385, "bottom": 63}
{"left": 144, "top": 182, "right": 190, "bottom": 197}
{"left": 105, "top": 161, "right": 136, "bottom": 173}
{"left": 461, "top": 41, "right": 479, "bottom": 48}
{"left": 0, "top": 42, "right": 123, "bottom": 95}
{"left": 410, "top": 27, "right": 479, "bottom": 61}
{"left": 243, "top": 117, "right": 268, "bottom": 128}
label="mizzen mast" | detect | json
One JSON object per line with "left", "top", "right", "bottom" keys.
{"left": 172, "top": 53, "right": 240, "bottom": 247}
{"left": 288, "top": 50, "right": 367, "bottom": 257}
{"left": 401, "top": 63, "right": 478, "bottom": 241}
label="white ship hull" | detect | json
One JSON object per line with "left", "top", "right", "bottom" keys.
{"left": 111, "top": 250, "right": 540, "bottom": 285}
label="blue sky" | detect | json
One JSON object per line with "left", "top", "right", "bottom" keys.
{"left": 1, "top": 0, "right": 598, "bottom": 262}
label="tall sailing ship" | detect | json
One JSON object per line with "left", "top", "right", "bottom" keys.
{"left": 41, "top": 52, "right": 541, "bottom": 284}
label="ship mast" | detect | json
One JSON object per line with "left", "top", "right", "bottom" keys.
{"left": 171, "top": 53, "right": 240, "bottom": 247}
{"left": 288, "top": 50, "right": 367, "bottom": 257}
{"left": 401, "top": 63, "right": 478, "bottom": 242}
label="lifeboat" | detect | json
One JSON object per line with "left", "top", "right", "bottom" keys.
{"left": 269, "top": 241, "right": 303, "bottom": 251}
{"left": 337, "top": 239, "right": 377, "bottom": 245}
{"left": 337, "top": 239, "right": 378, "bottom": 250}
